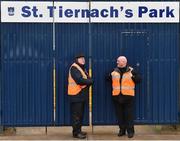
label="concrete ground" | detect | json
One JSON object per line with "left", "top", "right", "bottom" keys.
{"left": 0, "top": 125, "right": 180, "bottom": 140}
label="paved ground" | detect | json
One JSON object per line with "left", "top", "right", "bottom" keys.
{"left": 0, "top": 125, "right": 180, "bottom": 140}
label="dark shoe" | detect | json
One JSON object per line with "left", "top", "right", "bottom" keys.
{"left": 73, "top": 133, "right": 86, "bottom": 139}
{"left": 128, "top": 132, "right": 134, "bottom": 138}
{"left": 80, "top": 131, "right": 87, "bottom": 136}
{"left": 118, "top": 130, "right": 126, "bottom": 136}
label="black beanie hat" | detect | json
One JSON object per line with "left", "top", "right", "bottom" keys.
{"left": 75, "top": 53, "right": 85, "bottom": 59}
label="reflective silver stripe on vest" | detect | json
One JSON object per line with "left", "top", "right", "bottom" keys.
{"left": 113, "top": 86, "right": 134, "bottom": 90}
{"left": 121, "top": 86, "right": 135, "bottom": 90}
{"left": 112, "top": 86, "right": 120, "bottom": 90}
{"left": 112, "top": 75, "right": 120, "bottom": 79}
{"left": 68, "top": 82, "right": 76, "bottom": 86}
{"left": 122, "top": 75, "right": 132, "bottom": 79}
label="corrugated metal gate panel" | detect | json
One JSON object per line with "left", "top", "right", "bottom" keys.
{"left": 55, "top": 24, "right": 89, "bottom": 125}
{"left": 148, "top": 24, "right": 179, "bottom": 124}
{"left": 92, "top": 23, "right": 179, "bottom": 125}
{"left": 91, "top": 24, "right": 122, "bottom": 125}
{"left": 121, "top": 32, "right": 149, "bottom": 123}
{"left": 1, "top": 24, "right": 54, "bottom": 126}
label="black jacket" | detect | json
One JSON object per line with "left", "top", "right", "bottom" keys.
{"left": 68, "top": 63, "right": 93, "bottom": 102}
{"left": 107, "top": 66, "right": 141, "bottom": 102}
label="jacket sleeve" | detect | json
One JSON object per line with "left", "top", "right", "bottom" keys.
{"left": 131, "top": 69, "right": 142, "bottom": 84}
{"left": 70, "top": 66, "right": 93, "bottom": 86}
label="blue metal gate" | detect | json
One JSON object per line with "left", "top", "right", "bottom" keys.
{"left": 92, "top": 24, "right": 179, "bottom": 125}
{"left": 121, "top": 32, "right": 149, "bottom": 123}
{"left": 55, "top": 24, "right": 89, "bottom": 125}
{"left": 1, "top": 23, "right": 54, "bottom": 126}
{"left": 0, "top": 1, "right": 179, "bottom": 127}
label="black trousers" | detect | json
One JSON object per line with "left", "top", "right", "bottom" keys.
{"left": 70, "top": 102, "right": 85, "bottom": 135}
{"left": 113, "top": 96, "right": 134, "bottom": 133}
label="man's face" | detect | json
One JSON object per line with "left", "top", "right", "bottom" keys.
{"left": 77, "top": 57, "right": 85, "bottom": 65}
{"left": 117, "top": 57, "right": 127, "bottom": 68}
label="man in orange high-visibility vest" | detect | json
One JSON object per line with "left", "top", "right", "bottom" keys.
{"left": 68, "top": 53, "right": 93, "bottom": 139}
{"left": 108, "top": 56, "right": 141, "bottom": 138}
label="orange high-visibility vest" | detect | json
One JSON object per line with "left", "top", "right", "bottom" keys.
{"left": 111, "top": 67, "right": 135, "bottom": 96}
{"left": 68, "top": 63, "right": 87, "bottom": 95}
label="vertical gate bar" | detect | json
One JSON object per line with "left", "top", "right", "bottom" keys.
{"left": 45, "top": 126, "right": 47, "bottom": 135}
{"left": 0, "top": 0, "right": 3, "bottom": 131}
{"left": 53, "top": 1, "right": 56, "bottom": 125}
{"left": 88, "top": 0, "right": 93, "bottom": 133}
{"left": 53, "top": 59, "right": 56, "bottom": 125}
